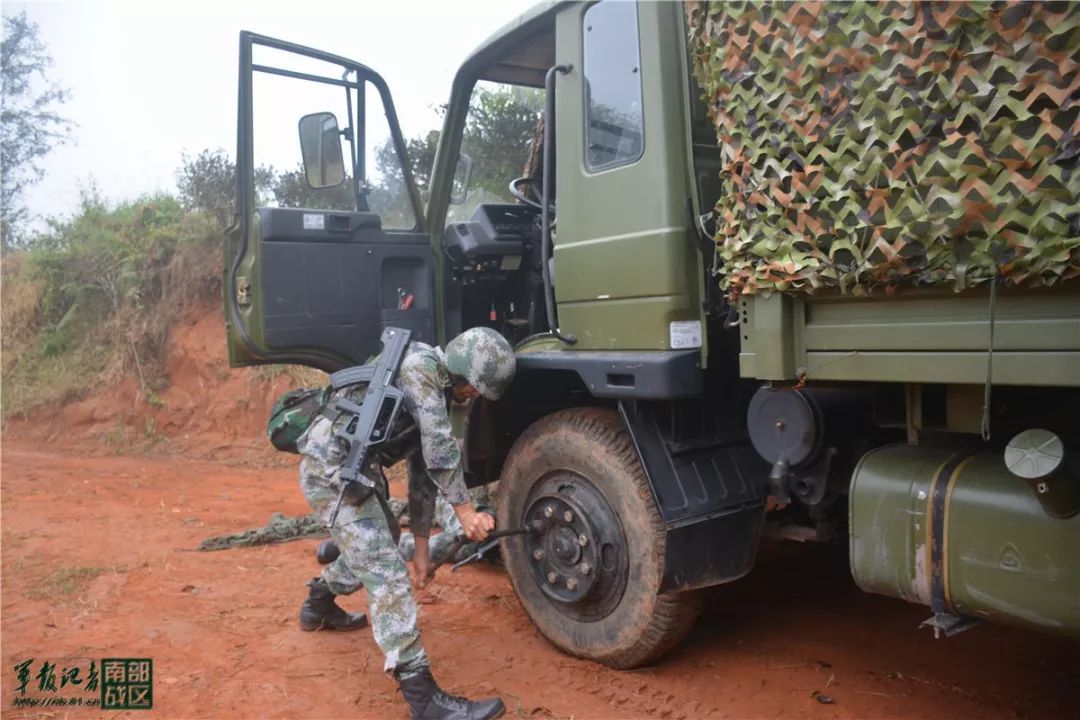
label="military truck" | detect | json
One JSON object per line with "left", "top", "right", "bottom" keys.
{"left": 225, "top": 1, "right": 1080, "bottom": 668}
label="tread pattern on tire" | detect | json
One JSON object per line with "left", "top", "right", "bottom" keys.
{"left": 499, "top": 407, "right": 702, "bottom": 668}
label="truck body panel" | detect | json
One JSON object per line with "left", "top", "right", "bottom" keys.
{"left": 552, "top": 1, "right": 702, "bottom": 351}
{"left": 740, "top": 288, "right": 1080, "bottom": 386}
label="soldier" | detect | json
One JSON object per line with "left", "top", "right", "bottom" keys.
{"left": 311, "top": 491, "right": 487, "bottom": 598}
{"left": 296, "top": 327, "right": 514, "bottom": 720}
{"left": 397, "top": 488, "right": 494, "bottom": 569}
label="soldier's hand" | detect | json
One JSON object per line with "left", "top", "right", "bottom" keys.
{"left": 412, "top": 535, "right": 434, "bottom": 589}
{"left": 456, "top": 506, "right": 495, "bottom": 542}
{"left": 413, "top": 555, "right": 434, "bottom": 589}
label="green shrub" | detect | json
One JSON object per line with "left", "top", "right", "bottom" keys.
{"left": 1, "top": 189, "right": 222, "bottom": 417}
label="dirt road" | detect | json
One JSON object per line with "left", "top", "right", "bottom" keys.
{"left": 2, "top": 443, "right": 1077, "bottom": 719}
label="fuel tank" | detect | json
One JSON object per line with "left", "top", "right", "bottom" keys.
{"left": 849, "top": 444, "right": 1080, "bottom": 638}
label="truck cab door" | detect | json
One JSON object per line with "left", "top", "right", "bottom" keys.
{"left": 225, "top": 32, "right": 432, "bottom": 372}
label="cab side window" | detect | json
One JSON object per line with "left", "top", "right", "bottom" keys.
{"left": 583, "top": 1, "right": 644, "bottom": 172}
{"left": 250, "top": 46, "right": 417, "bottom": 229}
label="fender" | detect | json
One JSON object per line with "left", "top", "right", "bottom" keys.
{"left": 460, "top": 365, "right": 771, "bottom": 593}
{"left": 618, "top": 400, "right": 769, "bottom": 592}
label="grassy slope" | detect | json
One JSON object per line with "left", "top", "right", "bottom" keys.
{"left": 1, "top": 194, "right": 322, "bottom": 452}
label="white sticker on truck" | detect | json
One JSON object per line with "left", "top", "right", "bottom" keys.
{"left": 669, "top": 320, "right": 702, "bottom": 349}
{"left": 303, "top": 213, "right": 325, "bottom": 230}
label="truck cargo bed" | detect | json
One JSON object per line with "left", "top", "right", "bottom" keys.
{"left": 739, "top": 285, "right": 1080, "bottom": 387}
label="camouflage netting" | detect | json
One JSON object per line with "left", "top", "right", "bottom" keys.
{"left": 687, "top": 1, "right": 1080, "bottom": 297}
{"left": 198, "top": 513, "right": 327, "bottom": 551}
{"left": 198, "top": 499, "right": 411, "bottom": 551}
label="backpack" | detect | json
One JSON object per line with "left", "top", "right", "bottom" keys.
{"left": 267, "top": 386, "right": 330, "bottom": 453}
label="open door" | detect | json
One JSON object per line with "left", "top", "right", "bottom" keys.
{"left": 225, "top": 32, "right": 432, "bottom": 372}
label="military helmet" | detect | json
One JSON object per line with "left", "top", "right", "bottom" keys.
{"left": 444, "top": 327, "right": 516, "bottom": 401}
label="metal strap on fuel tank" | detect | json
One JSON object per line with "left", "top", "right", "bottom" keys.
{"left": 927, "top": 451, "right": 979, "bottom": 615}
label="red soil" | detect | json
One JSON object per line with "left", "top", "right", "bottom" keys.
{"left": 2, "top": 305, "right": 1076, "bottom": 718}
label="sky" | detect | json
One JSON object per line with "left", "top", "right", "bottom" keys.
{"left": 7, "top": 0, "right": 538, "bottom": 227}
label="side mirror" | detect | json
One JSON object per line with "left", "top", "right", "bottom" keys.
{"left": 449, "top": 152, "right": 473, "bottom": 205}
{"left": 298, "top": 112, "right": 346, "bottom": 188}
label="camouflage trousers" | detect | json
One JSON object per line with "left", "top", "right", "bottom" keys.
{"left": 316, "top": 484, "right": 494, "bottom": 676}
{"left": 396, "top": 494, "right": 461, "bottom": 566}
{"left": 319, "top": 494, "right": 428, "bottom": 677}
{"left": 393, "top": 486, "right": 494, "bottom": 566}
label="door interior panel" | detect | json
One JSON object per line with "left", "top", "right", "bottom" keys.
{"left": 258, "top": 207, "right": 434, "bottom": 367}
{"left": 228, "top": 34, "right": 432, "bottom": 371}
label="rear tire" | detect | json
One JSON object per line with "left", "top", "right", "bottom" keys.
{"left": 497, "top": 407, "right": 701, "bottom": 668}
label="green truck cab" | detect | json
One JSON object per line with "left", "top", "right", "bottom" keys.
{"left": 225, "top": 2, "right": 1079, "bottom": 667}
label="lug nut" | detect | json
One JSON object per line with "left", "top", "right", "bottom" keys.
{"left": 547, "top": 571, "right": 558, "bottom": 585}
{"left": 532, "top": 549, "right": 545, "bottom": 560}
{"left": 577, "top": 534, "right": 588, "bottom": 546}
{"left": 543, "top": 506, "right": 554, "bottom": 518}
{"left": 566, "top": 578, "right": 578, "bottom": 590}
{"left": 580, "top": 562, "right": 592, "bottom": 575}
{"left": 563, "top": 510, "right": 573, "bottom": 522}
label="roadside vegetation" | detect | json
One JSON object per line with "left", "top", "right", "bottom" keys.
{"left": 0, "top": 150, "right": 350, "bottom": 418}
{"left": 1, "top": 8, "right": 542, "bottom": 422}
{"left": 1, "top": 185, "right": 221, "bottom": 417}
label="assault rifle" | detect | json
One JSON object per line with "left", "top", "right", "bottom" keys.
{"left": 325, "top": 327, "right": 413, "bottom": 527}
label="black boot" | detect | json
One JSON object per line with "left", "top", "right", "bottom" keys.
{"left": 398, "top": 668, "right": 504, "bottom": 720}
{"left": 299, "top": 577, "right": 367, "bottom": 632}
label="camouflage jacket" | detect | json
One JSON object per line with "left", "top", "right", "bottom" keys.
{"left": 396, "top": 340, "right": 470, "bottom": 506}
{"left": 298, "top": 341, "right": 469, "bottom": 530}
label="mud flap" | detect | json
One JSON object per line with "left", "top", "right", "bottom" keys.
{"left": 619, "top": 401, "right": 769, "bottom": 592}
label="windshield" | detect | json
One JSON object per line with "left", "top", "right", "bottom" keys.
{"left": 448, "top": 80, "right": 544, "bottom": 223}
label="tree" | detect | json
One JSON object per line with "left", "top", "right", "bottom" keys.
{"left": 367, "top": 130, "right": 438, "bottom": 227}
{"left": 175, "top": 148, "right": 274, "bottom": 228}
{"left": 373, "top": 85, "right": 543, "bottom": 213}
{"left": 460, "top": 85, "right": 543, "bottom": 199}
{"left": 374, "top": 129, "right": 441, "bottom": 195}
{"left": 272, "top": 164, "right": 355, "bottom": 211}
{"left": 1, "top": 11, "right": 73, "bottom": 252}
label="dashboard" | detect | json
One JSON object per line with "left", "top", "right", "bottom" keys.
{"left": 443, "top": 204, "right": 541, "bottom": 282}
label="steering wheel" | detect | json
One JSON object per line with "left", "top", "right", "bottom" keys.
{"left": 508, "top": 176, "right": 543, "bottom": 209}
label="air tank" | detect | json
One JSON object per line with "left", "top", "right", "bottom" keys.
{"left": 849, "top": 443, "right": 1080, "bottom": 638}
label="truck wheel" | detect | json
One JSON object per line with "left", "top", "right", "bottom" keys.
{"left": 497, "top": 407, "right": 701, "bottom": 668}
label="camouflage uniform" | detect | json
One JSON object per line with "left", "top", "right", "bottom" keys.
{"left": 297, "top": 341, "right": 476, "bottom": 677}
{"left": 398, "top": 488, "right": 494, "bottom": 567}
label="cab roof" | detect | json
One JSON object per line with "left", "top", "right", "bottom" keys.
{"left": 462, "top": 2, "right": 567, "bottom": 87}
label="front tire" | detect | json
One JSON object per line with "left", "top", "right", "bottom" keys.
{"left": 497, "top": 408, "right": 701, "bottom": 668}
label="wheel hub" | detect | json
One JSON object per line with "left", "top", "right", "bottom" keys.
{"left": 522, "top": 473, "right": 628, "bottom": 618}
